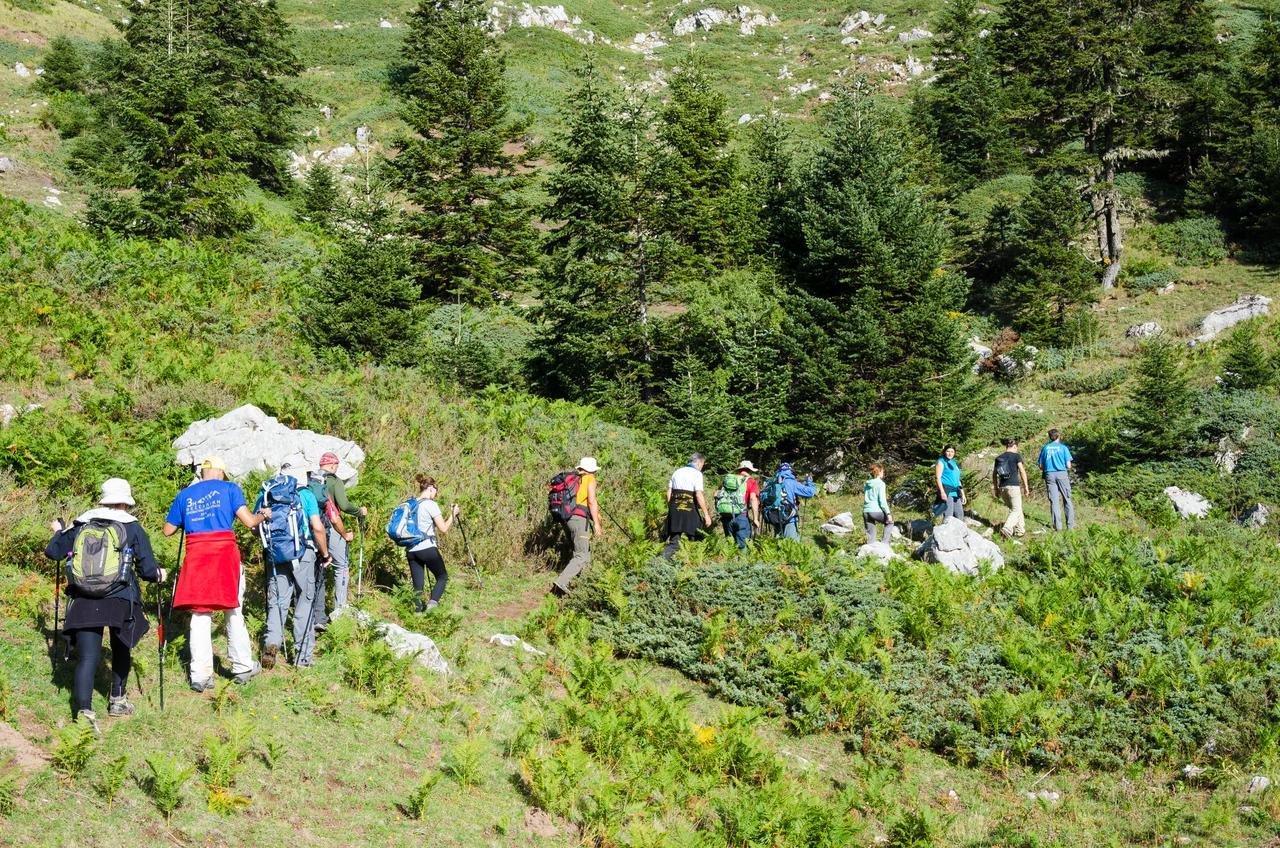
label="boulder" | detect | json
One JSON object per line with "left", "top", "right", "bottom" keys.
{"left": 854, "top": 541, "right": 898, "bottom": 563}
{"left": 1193, "top": 295, "right": 1271, "bottom": 344}
{"left": 914, "top": 517, "right": 1004, "bottom": 575}
{"left": 0, "top": 156, "right": 14, "bottom": 173}
{"left": 820, "top": 511, "right": 856, "bottom": 535}
{"left": 1248, "top": 776, "right": 1272, "bottom": 794}
{"left": 968, "top": 337, "right": 993, "bottom": 373}
{"left": 173, "top": 404, "right": 365, "bottom": 485}
{"left": 1126, "top": 322, "right": 1162, "bottom": 339}
{"left": 898, "top": 26, "right": 932, "bottom": 42}
{"left": 1164, "top": 486, "right": 1211, "bottom": 519}
{"left": 823, "top": 473, "right": 847, "bottom": 494}
{"left": 1240, "top": 503, "right": 1269, "bottom": 528}
{"left": 334, "top": 609, "right": 448, "bottom": 674}
{"left": 839, "top": 10, "right": 884, "bottom": 33}
{"left": 379, "top": 17, "right": 395, "bottom": 27}
{"left": 322, "top": 144, "right": 358, "bottom": 164}
{"left": 0, "top": 403, "right": 41, "bottom": 427}
{"left": 14, "top": 62, "right": 31, "bottom": 78}
{"left": 1214, "top": 436, "right": 1241, "bottom": 474}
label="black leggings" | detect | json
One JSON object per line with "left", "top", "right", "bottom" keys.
{"left": 73, "top": 628, "right": 130, "bottom": 712}
{"left": 407, "top": 548, "right": 448, "bottom": 607}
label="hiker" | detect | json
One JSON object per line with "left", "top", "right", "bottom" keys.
{"left": 663, "top": 453, "right": 713, "bottom": 559}
{"left": 259, "top": 460, "right": 331, "bottom": 668}
{"left": 933, "top": 446, "right": 965, "bottom": 521}
{"left": 715, "top": 460, "right": 761, "bottom": 551}
{"left": 551, "top": 458, "right": 601, "bottom": 594}
{"left": 1038, "top": 429, "right": 1076, "bottom": 531}
{"left": 163, "top": 456, "right": 269, "bottom": 691}
{"left": 405, "top": 474, "right": 460, "bottom": 611}
{"left": 862, "top": 463, "right": 893, "bottom": 544}
{"left": 44, "top": 478, "right": 165, "bottom": 732}
{"left": 992, "top": 438, "right": 1031, "bottom": 538}
{"left": 763, "top": 462, "right": 817, "bottom": 539}
{"left": 309, "top": 452, "right": 367, "bottom": 622}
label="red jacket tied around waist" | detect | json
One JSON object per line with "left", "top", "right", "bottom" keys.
{"left": 172, "top": 531, "right": 241, "bottom": 612}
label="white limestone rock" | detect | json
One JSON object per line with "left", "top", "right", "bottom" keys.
{"left": 335, "top": 609, "right": 449, "bottom": 674}
{"left": 1164, "top": 486, "right": 1211, "bottom": 519}
{"left": 914, "top": 517, "right": 1004, "bottom": 575}
{"left": 173, "top": 404, "right": 365, "bottom": 486}
{"left": 1126, "top": 321, "right": 1162, "bottom": 339}
{"left": 820, "top": 511, "right": 856, "bottom": 534}
{"left": 1193, "top": 295, "right": 1271, "bottom": 345}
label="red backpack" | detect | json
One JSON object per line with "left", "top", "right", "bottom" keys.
{"left": 547, "top": 471, "right": 584, "bottom": 522}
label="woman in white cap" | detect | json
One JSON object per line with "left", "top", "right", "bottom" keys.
{"left": 44, "top": 478, "right": 165, "bottom": 734}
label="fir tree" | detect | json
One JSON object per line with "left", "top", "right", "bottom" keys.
{"left": 300, "top": 164, "right": 344, "bottom": 228}
{"left": 306, "top": 198, "right": 420, "bottom": 363}
{"left": 1221, "top": 321, "right": 1272, "bottom": 391}
{"left": 774, "top": 83, "right": 986, "bottom": 457}
{"left": 37, "top": 36, "right": 86, "bottom": 95}
{"left": 1119, "top": 339, "right": 1193, "bottom": 463}
{"left": 918, "top": 0, "right": 1011, "bottom": 187}
{"left": 389, "top": 0, "right": 539, "bottom": 304}
{"left": 992, "top": 174, "right": 1098, "bottom": 345}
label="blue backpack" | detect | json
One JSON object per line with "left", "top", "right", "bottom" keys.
{"left": 259, "top": 475, "right": 308, "bottom": 565}
{"left": 386, "top": 498, "right": 430, "bottom": 547}
{"left": 761, "top": 473, "right": 796, "bottom": 528}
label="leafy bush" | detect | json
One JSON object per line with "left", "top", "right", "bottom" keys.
{"left": 1038, "top": 366, "right": 1129, "bottom": 396}
{"left": 568, "top": 528, "right": 1280, "bottom": 769}
{"left": 40, "top": 92, "right": 94, "bottom": 138}
{"left": 1152, "top": 217, "right": 1229, "bottom": 265}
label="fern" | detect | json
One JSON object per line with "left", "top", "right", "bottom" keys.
{"left": 442, "top": 738, "right": 487, "bottom": 787}
{"left": 98, "top": 755, "right": 129, "bottom": 809}
{"left": 144, "top": 753, "right": 194, "bottom": 821}
{"left": 404, "top": 771, "right": 439, "bottom": 820}
{"left": 50, "top": 717, "right": 97, "bottom": 779}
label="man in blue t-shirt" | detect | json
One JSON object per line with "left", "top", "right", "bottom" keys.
{"left": 1037, "top": 429, "right": 1076, "bottom": 531}
{"left": 256, "top": 461, "right": 330, "bottom": 669}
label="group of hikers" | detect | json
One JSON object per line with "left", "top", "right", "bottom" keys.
{"left": 43, "top": 429, "right": 1076, "bottom": 726}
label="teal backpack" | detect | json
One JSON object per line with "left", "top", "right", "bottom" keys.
{"left": 761, "top": 474, "right": 796, "bottom": 528}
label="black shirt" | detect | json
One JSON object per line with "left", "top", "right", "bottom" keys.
{"left": 994, "top": 451, "right": 1023, "bottom": 488}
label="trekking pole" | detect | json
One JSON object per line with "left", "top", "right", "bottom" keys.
{"left": 599, "top": 505, "right": 637, "bottom": 543}
{"left": 355, "top": 518, "right": 365, "bottom": 601}
{"left": 52, "top": 541, "right": 65, "bottom": 664}
{"left": 159, "top": 527, "right": 184, "bottom": 712}
{"left": 455, "top": 514, "right": 483, "bottom": 588}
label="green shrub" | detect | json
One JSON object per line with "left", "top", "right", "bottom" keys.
{"left": 97, "top": 755, "right": 129, "bottom": 810}
{"left": 0, "top": 757, "right": 19, "bottom": 816}
{"left": 50, "top": 717, "right": 97, "bottom": 779}
{"left": 441, "top": 738, "right": 487, "bottom": 787}
{"left": 1038, "top": 366, "right": 1129, "bottom": 396}
{"left": 1126, "top": 268, "right": 1180, "bottom": 293}
{"left": 144, "top": 753, "right": 194, "bottom": 821}
{"left": 404, "top": 771, "right": 439, "bottom": 819}
{"left": 1152, "top": 217, "right": 1229, "bottom": 265}
{"left": 40, "top": 92, "right": 94, "bottom": 138}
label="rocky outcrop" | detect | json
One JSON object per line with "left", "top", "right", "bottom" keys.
{"left": 1164, "top": 486, "right": 1211, "bottom": 519}
{"left": 173, "top": 404, "right": 365, "bottom": 485}
{"left": 1240, "top": 503, "right": 1269, "bottom": 528}
{"left": 672, "top": 6, "right": 778, "bottom": 36}
{"left": 914, "top": 517, "right": 1004, "bottom": 575}
{"left": 840, "top": 10, "right": 886, "bottom": 33}
{"left": 898, "top": 26, "right": 932, "bottom": 42}
{"left": 1126, "top": 322, "right": 1162, "bottom": 339}
{"left": 1192, "top": 295, "right": 1271, "bottom": 345}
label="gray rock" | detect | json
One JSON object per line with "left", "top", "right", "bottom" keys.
{"left": 823, "top": 473, "right": 847, "bottom": 494}
{"left": 968, "top": 337, "right": 992, "bottom": 373}
{"left": 898, "top": 26, "right": 932, "bottom": 42}
{"left": 914, "top": 517, "right": 1004, "bottom": 575}
{"left": 1126, "top": 322, "right": 1163, "bottom": 339}
{"left": 1248, "top": 775, "right": 1272, "bottom": 794}
{"left": 1214, "top": 436, "right": 1241, "bottom": 474}
{"left": 334, "top": 609, "right": 448, "bottom": 674}
{"left": 855, "top": 541, "right": 899, "bottom": 563}
{"left": 1164, "top": 486, "right": 1211, "bottom": 519}
{"left": 14, "top": 62, "right": 31, "bottom": 79}
{"left": 1193, "top": 295, "right": 1272, "bottom": 344}
{"left": 0, "top": 156, "right": 14, "bottom": 173}
{"left": 173, "top": 404, "right": 365, "bottom": 485}
{"left": 1240, "top": 504, "right": 1269, "bottom": 528}
{"left": 0, "top": 403, "right": 41, "bottom": 427}
{"left": 820, "top": 511, "right": 856, "bottom": 534}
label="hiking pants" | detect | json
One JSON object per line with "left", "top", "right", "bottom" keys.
{"left": 934, "top": 492, "right": 964, "bottom": 521}
{"left": 407, "top": 547, "right": 448, "bottom": 609}
{"left": 72, "top": 627, "right": 129, "bottom": 713}
{"left": 1045, "top": 471, "right": 1076, "bottom": 531}
{"left": 328, "top": 526, "right": 350, "bottom": 611}
{"left": 721, "top": 513, "right": 751, "bottom": 550}
{"left": 863, "top": 510, "right": 890, "bottom": 544}
{"left": 554, "top": 515, "right": 591, "bottom": 592}
{"left": 264, "top": 550, "right": 319, "bottom": 665}
{"left": 778, "top": 517, "right": 800, "bottom": 540}
{"left": 1000, "top": 486, "right": 1026, "bottom": 537}
{"left": 189, "top": 569, "right": 253, "bottom": 684}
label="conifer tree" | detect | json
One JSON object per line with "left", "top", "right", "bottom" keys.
{"left": 37, "top": 36, "right": 86, "bottom": 95}
{"left": 773, "top": 83, "right": 985, "bottom": 457}
{"left": 389, "top": 0, "right": 539, "bottom": 304}
{"left": 992, "top": 174, "right": 1098, "bottom": 345}
{"left": 917, "top": 0, "right": 1011, "bottom": 187}
{"left": 300, "top": 164, "right": 344, "bottom": 228}
{"left": 1119, "top": 339, "right": 1193, "bottom": 463}
{"left": 1221, "top": 321, "right": 1272, "bottom": 391}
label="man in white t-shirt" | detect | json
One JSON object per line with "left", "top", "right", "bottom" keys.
{"left": 662, "top": 453, "right": 712, "bottom": 559}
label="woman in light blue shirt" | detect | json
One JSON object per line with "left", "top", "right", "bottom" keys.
{"left": 933, "top": 445, "right": 965, "bottom": 521}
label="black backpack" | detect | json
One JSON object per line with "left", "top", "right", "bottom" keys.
{"left": 994, "top": 453, "right": 1018, "bottom": 484}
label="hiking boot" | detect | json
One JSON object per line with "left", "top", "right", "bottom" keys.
{"left": 190, "top": 678, "right": 215, "bottom": 693}
{"left": 293, "top": 657, "right": 313, "bottom": 668}
{"left": 425, "top": 600, "right": 439, "bottom": 612}
{"left": 233, "top": 663, "right": 261, "bottom": 685}
{"left": 261, "top": 643, "right": 280, "bottom": 670}
{"left": 107, "top": 695, "right": 135, "bottom": 718}
{"left": 314, "top": 622, "right": 328, "bottom": 635}
{"left": 76, "top": 710, "right": 101, "bottom": 738}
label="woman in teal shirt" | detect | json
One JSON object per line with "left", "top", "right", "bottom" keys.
{"left": 862, "top": 463, "right": 893, "bottom": 543}
{"left": 933, "top": 445, "right": 965, "bottom": 521}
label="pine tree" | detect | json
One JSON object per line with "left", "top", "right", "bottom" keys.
{"left": 389, "top": 0, "right": 539, "bottom": 304}
{"left": 300, "top": 164, "right": 344, "bottom": 228}
{"left": 992, "top": 174, "right": 1099, "bottom": 345}
{"left": 1221, "top": 321, "right": 1272, "bottom": 391}
{"left": 37, "top": 36, "right": 86, "bottom": 95}
{"left": 1119, "top": 339, "right": 1193, "bottom": 463}
{"left": 773, "top": 83, "right": 986, "bottom": 458}
{"left": 918, "top": 0, "right": 1011, "bottom": 187}
{"left": 306, "top": 198, "right": 420, "bottom": 363}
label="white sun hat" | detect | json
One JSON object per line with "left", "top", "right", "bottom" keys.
{"left": 577, "top": 456, "right": 601, "bottom": 474}
{"left": 98, "top": 477, "right": 136, "bottom": 507}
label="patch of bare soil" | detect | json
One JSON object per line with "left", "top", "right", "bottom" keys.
{"left": 0, "top": 721, "right": 49, "bottom": 773}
